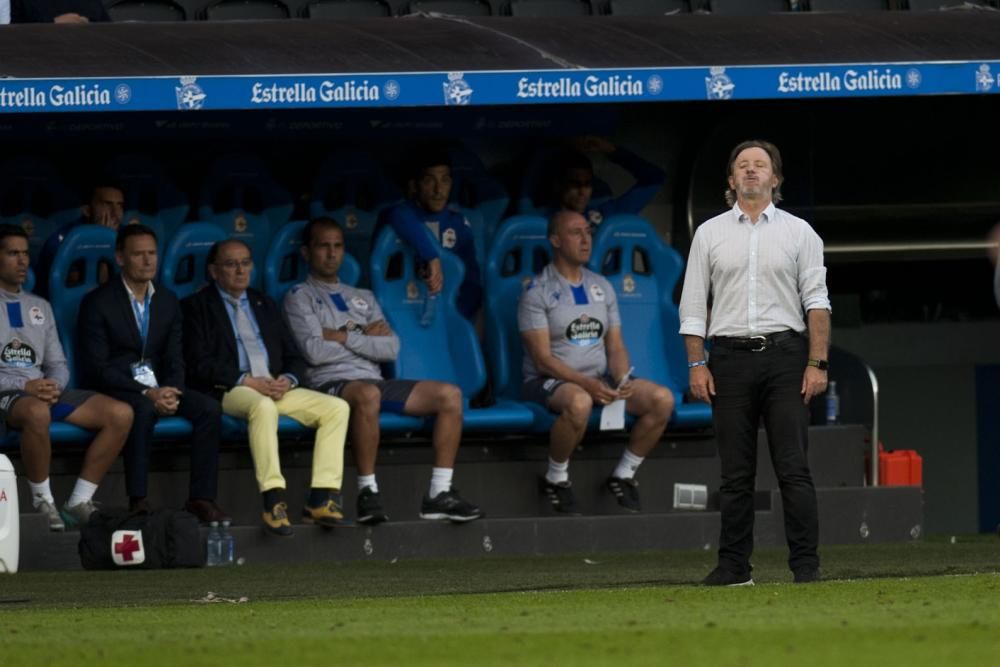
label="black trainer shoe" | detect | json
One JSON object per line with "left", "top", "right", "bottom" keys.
{"left": 606, "top": 476, "right": 641, "bottom": 512}
{"left": 540, "top": 478, "right": 581, "bottom": 515}
{"left": 793, "top": 567, "right": 822, "bottom": 584}
{"left": 702, "top": 566, "right": 754, "bottom": 587}
{"left": 357, "top": 487, "right": 389, "bottom": 525}
{"left": 419, "top": 488, "right": 483, "bottom": 523}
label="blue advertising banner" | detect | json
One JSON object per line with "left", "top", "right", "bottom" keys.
{"left": 0, "top": 61, "right": 998, "bottom": 115}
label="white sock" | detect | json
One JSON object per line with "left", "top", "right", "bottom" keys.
{"left": 66, "top": 478, "right": 99, "bottom": 508}
{"left": 545, "top": 458, "right": 570, "bottom": 485}
{"left": 613, "top": 449, "right": 645, "bottom": 480}
{"left": 29, "top": 479, "right": 56, "bottom": 508}
{"left": 429, "top": 467, "right": 453, "bottom": 498}
{"left": 358, "top": 474, "right": 379, "bottom": 494}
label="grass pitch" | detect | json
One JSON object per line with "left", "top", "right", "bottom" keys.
{"left": 2, "top": 537, "right": 999, "bottom": 666}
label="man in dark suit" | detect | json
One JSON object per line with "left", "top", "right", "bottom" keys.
{"left": 181, "top": 239, "right": 349, "bottom": 535}
{"left": 77, "top": 224, "right": 227, "bottom": 522}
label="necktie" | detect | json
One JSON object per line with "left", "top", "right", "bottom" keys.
{"left": 227, "top": 296, "right": 270, "bottom": 378}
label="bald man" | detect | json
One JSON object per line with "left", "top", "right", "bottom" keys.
{"left": 518, "top": 211, "right": 674, "bottom": 515}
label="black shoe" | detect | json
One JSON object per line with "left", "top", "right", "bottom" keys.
{"left": 540, "top": 478, "right": 581, "bottom": 515}
{"left": 793, "top": 568, "right": 822, "bottom": 584}
{"left": 419, "top": 488, "right": 483, "bottom": 523}
{"left": 702, "top": 566, "right": 754, "bottom": 587}
{"left": 357, "top": 487, "right": 389, "bottom": 525}
{"left": 606, "top": 476, "right": 641, "bottom": 512}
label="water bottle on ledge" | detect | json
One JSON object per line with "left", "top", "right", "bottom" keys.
{"left": 221, "top": 520, "right": 235, "bottom": 566}
{"left": 206, "top": 521, "right": 221, "bottom": 567}
{"left": 825, "top": 381, "right": 840, "bottom": 425}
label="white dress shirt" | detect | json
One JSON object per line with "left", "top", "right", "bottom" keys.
{"left": 1, "top": 1, "right": 11, "bottom": 24}
{"left": 679, "top": 202, "right": 831, "bottom": 339}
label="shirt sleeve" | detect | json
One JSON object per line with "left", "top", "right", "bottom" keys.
{"left": 518, "top": 283, "right": 549, "bottom": 332}
{"left": 798, "top": 223, "right": 832, "bottom": 313}
{"left": 282, "top": 287, "right": 357, "bottom": 367}
{"left": 342, "top": 293, "right": 399, "bottom": 362}
{"left": 42, "top": 302, "right": 70, "bottom": 390}
{"left": 604, "top": 279, "right": 621, "bottom": 329}
{"left": 385, "top": 204, "right": 440, "bottom": 263}
{"left": 678, "top": 226, "right": 711, "bottom": 338}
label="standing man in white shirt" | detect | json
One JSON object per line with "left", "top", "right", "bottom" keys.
{"left": 679, "top": 140, "right": 830, "bottom": 586}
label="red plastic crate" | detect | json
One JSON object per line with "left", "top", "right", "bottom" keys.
{"left": 878, "top": 448, "right": 923, "bottom": 487}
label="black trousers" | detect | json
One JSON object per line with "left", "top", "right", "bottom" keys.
{"left": 111, "top": 388, "right": 222, "bottom": 501}
{"left": 709, "top": 335, "right": 820, "bottom": 574}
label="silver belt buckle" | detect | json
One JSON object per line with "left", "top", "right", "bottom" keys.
{"left": 749, "top": 335, "right": 768, "bottom": 352}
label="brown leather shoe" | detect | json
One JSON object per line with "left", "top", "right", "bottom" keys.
{"left": 184, "top": 499, "right": 231, "bottom": 524}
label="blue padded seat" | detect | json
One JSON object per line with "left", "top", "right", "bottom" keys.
{"left": 370, "top": 226, "right": 534, "bottom": 432}
{"left": 263, "top": 220, "right": 360, "bottom": 306}
{"left": 47, "top": 225, "right": 192, "bottom": 442}
{"left": 0, "top": 156, "right": 79, "bottom": 262}
{"left": 198, "top": 154, "right": 293, "bottom": 281}
{"left": 309, "top": 150, "right": 400, "bottom": 288}
{"left": 590, "top": 215, "right": 712, "bottom": 429}
{"left": 159, "top": 223, "right": 229, "bottom": 300}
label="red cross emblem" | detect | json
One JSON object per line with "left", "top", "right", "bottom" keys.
{"left": 111, "top": 530, "right": 145, "bottom": 566}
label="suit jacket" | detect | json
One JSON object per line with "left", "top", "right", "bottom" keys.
{"left": 77, "top": 279, "right": 185, "bottom": 395}
{"left": 181, "top": 284, "right": 305, "bottom": 400}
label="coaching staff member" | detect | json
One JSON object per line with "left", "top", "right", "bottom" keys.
{"left": 679, "top": 139, "right": 830, "bottom": 586}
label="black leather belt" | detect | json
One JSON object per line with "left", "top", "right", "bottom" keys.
{"left": 710, "top": 330, "right": 800, "bottom": 352}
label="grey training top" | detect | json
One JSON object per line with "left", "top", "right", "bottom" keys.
{"left": 518, "top": 263, "right": 621, "bottom": 382}
{"left": 283, "top": 276, "right": 400, "bottom": 388}
{"left": 0, "top": 288, "right": 70, "bottom": 391}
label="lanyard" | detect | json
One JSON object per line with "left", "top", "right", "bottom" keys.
{"left": 131, "top": 290, "right": 152, "bottom": 358}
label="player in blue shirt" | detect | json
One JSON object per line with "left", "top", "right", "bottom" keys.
{"left": 375, "top": 151, "right": 483, "bottom": 321}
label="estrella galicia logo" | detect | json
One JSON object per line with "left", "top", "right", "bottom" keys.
{"left": 383, "top": 79, "right": 400, "bottom": 100}
{"left": 905, "top": 69, "right": 922, "bottom": 90}
{"left": 565, "top": 314, "right": 604, "bottom": 347}
{"left": 705, "top": 66, "right": 735, "bottom": 100}
{"left": 114, "top": 84, "right": 132, "bottom": 105}
{"left": 975, "top": 64, "right": 994, "bottom": 92}
{"left": 647, "top": 74, "right": 663, "bottom": 96}
{"left": 443, "top": 72, "right": 473, "bottom": 106}
{"left": 175, "top": 76, "right": 207, "bottom": 110}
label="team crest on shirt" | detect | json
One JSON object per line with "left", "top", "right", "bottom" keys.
{"left": 28, "top": 306, "right": 45, "bottom": 325}
{"left": 589, "top": 283, "right": 606, "bottom": 302}
{"left": 2, "top": 338, "right": 37, "bottom": 368}
{"left": 587, "top": 210, "right": 604, "bottom": 226}
{"left": 566, "top": 314, "right": 604, "bottom": 347}
{"left": 442, "top": 228, "right": 457, "bottom": 249}
{"left": 351, "top": 296, "right": 369, "bottom": 312}
{"left": 345, "top": 210, "right": 359, "bottom": 230}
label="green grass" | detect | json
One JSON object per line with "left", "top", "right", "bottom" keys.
{"left": 3, "top": 538, "right": 1000, "bottom": 666}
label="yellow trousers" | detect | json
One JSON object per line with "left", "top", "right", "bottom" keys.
{"left": 221, "top": 386, "right": 349, "bottom": 492}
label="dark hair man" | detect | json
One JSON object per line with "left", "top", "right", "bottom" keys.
{"left": 77, "top": 224, "right": 228, "bottom": 522}
{"left": 679, "top": 139, "right": 830, "bottom": 586}
{"left": 0, "top": 224, "right": 131, "bottom": 530}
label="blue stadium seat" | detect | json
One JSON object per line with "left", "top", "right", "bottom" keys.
{"left": 371, "top": 226, "right": 534, "bottom": 431}
{"left": 160, "top": 223, "right": 229, "bottom": 300}
{"left": 0, "top": 156, "right": 79, "bottom": 263}
{"left": 447, "top": 146, "right": 510, "bottom": 274}
{"left": 589, "top": 215, "right": 711, "bottom": 428}
{"left": 110, "top": 154, "right": 190, "bottom": 247}
{"left": 46, "top": 226, "right": 193, "bottom": 443}
{"left": 309, "top": 150, "right": 400, "bottom": 288}
{"left": 198, "top": 154, "right": 293, "bottom": 284}
{"left": 263, "top": 220, "right": 360, "bottom": 305}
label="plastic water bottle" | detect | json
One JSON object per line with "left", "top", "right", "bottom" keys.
{"left": 206, "top": 521, "right": 221, "bottom": 567}
{"left": 419, "top": 293, "right": 438, "bottom": 327}
{"left": 825, "top": 381, "right": 840, "bottom": 425}
{"left": 220, "top": 520, "right": 235, "bottom": 566}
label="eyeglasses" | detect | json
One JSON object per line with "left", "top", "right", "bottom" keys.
{"left": 218, "top": 259, "right": 253, "bottom": 271}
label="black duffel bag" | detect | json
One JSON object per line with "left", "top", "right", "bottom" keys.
{"left": 79, "top": 508, "right": 204, "bottom": 570}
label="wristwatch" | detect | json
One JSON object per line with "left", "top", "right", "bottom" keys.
{"left": 807, "top": 359, "right": 829, "bottom": 371}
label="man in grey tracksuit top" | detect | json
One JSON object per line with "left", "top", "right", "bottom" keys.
{"left": 0, "top": 224, "right": 132, "bottom": 531}
{"left": 283, "top": 216, "right": 482, "bottom": 526}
